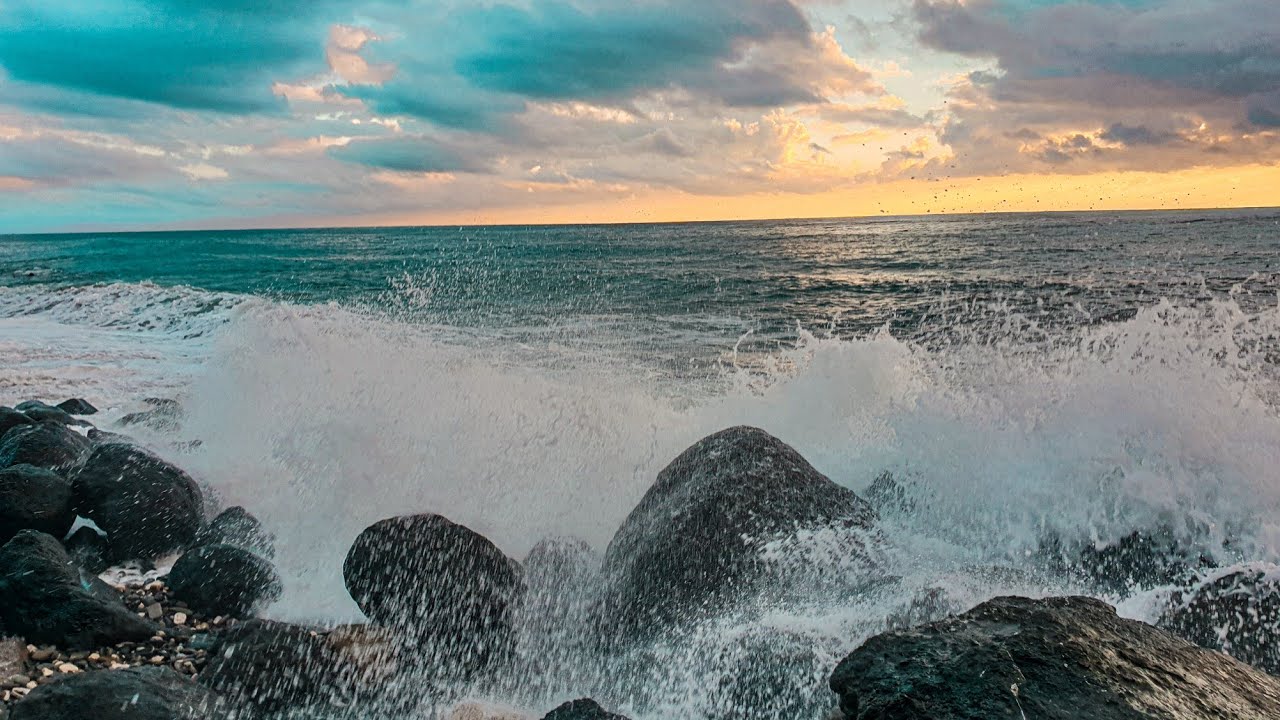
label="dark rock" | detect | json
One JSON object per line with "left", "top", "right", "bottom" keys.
{"left": 1159, "top": 564, "right": 1280, "bottom": 676}
{"left": 192, "top": 506, "right": 275, "bottom": 559}
{"left": 11, "top": 402, "right": 47, "bottom": 413}
{"left": 0, "top": 530, "right": 156, "bottom": 649}
{"left": 118, "top": 399, "right": 183, "bottom": 433}
{"left": 167, "top": 544, "right": 282, "bottom": 617}
{"left": 701, "top": 628, "right": 840, "bottom": 720}
{"left": 71, "top": 443, "right": 204, "bottom": 561}
{"left": 200, "top": 619, "right": 386, "bottom": 713}
{"left": 8, "top": 666, "right": 226, "bottom": 720}
{"left": 62, "top": 526, "right": 109, "bottom": 575}
{"left": 0, "top": 423, "right": 90, "bottom": 472}
{"left": 344, "top": 513, "right": 524, "bottom": 680}
{"left": 884, "top": 586, "right": 957, "bottom": 630}
{"left": 516, "top": 537, "right": 600, "bottom": 698}
{"left": 1076, "top": 526, "right": 1214, "bottom": 593}
{"left": 0, "top": 408, "right": 34, "bottom": 444}
{"left": 864, "top": 471, "right": 916, "bottom": 517}
{"left": 829, "top": 595, "right": 1280, "bottom": 720}
{"left": 19, "top": 406, "right": 81, "bottom": 427}
{"left": 541, "top": 698, "right": 631, "bottom": 720}
{"left": 84, "top": 427, "right": 134, "bottom": 446}
{"left": 54, "top": 399, "right": 97, "bottom": 416}
{"left": 600, "top": 426, "right": 878, "bottom": 642}
{"left": 0, "top": 465, "right": 75, "bottom": 544}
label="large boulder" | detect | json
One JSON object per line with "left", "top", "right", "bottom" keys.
{"left": 829, "top": 595, "right": 1280, "bottom": 720}
{"left": 0, "top": 423, "right": 90, "bottom": 472}
{"left": 600, "top": 427, "right": 878, "bottom": 642}
{"left": 192, "top": 506, "right": 276, "bottom": 559}
{"left": 200, "top": 619, "right": 401, "bottom": 713}
{"left": 0, "top": 408, "right": 35, "bottom": 442}
{"left": 9, "top": 666, "right": 226, "bottom": 720}
{"left": 0, "top": 530, "right": 156, "bottom": 649}
{"left": 541, "top": 699, "right": 631, "bottom": 720}
{"left": 1159, "top": 564, "right": 1280, "bottom": 676}
{"left": 0, "top": 465, "right": 75, "bottom": 544}
{"left": 344, "top": 514, "right": 524, "bottom": 680}
{"left": 167, "top": 544, "right": 282, "bottom": 617}
{"left": 62, "top": 526, "right": 109, "bottom": 575}
{"left": 71, "top": 443, "right": 204, "bottom": 561}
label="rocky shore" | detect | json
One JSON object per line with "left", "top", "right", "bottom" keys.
{"left": 3, "top": 398, "right": 1280, "bottom": 719}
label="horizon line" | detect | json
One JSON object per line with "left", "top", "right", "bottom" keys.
{"left": 9, "top": 204, "right": 1280, "bottom": 238}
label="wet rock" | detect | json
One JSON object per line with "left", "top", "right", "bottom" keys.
{"left": 53, "top": 400, "right": 96, "bottom": 417}
{"left": 1158, "top": 563, "right": 1280, "bottom": 676}
{"left": 167, "top": 544, "right": 282, "bottom": 617}
{"left": 71, "top": 444, "right": 203, "bottom": 561}
{"left": 117, "top": 399, "right": 183, "bottom": 433}
{"left": 601, "top": 426, "right": 878, "bottom": 643}
{"left": 16, "top": 407, "right": 80, "bottom": 427}
{"left": 516, "top": 537, "right": 600, "bottom": 698}
{"left": 0, "top": 531, "right": 156, "bottom": 649}
{"left": 84, "top": 428, "right": 133, "bottom": 446}
{"left": 1076, "top": 526, "right": 1214, "bottom": 594}
{"left": 191, "top": 506, "right": 275, "bottom": 559}
{"left": 541, "top": 699, "right": 631, "bottom": 720}
{"left": 61, "top": 527, "right": 109, "bottom": 575}
{"left": 864, "top": 471, "right": 916, "bottom": 517}
{"left": 0, "top": 410, "right": 34, "bottom": 444}
{"left": 200, "top": 619, "right": 375, "bottom": 713}
{"left": 344, "top": 513, "right": 524, "bottom": 680}
{"left": 8, "top": 666, "right": 225, "bottom": 720}
{"left": 0, "top": 638, "right": 27, "bottom": 680}
{"left": 829, "top": 595, "right": 1280, "bottom": 720}
{"left": 0, "top": 424, "right": 90, "bottom": 473}
{"left": 0, "top": 466, "right": 74, "bottom": 545}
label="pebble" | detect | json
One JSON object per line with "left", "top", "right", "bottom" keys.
{"left": 56, "top": 663, "right": 80, "bottom": 674}
{"left": 145, "top": 603, "right": 164, "bottom": 620}
{"left": 173, "top": 612, "right": 188, "bottom": 626}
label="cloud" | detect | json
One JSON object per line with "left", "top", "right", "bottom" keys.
{"left": 342, "top": 0, "right": 879, "bottom": 129}
{"left": 903, "top": 0, "right": 1280, "bottom": 176}
{"left": 328, "top": 136, "right": 491, "bottom": 174}
{"left": 0, "top": 0, "right": 339, "bottom": 114}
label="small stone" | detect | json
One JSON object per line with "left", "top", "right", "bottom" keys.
{"left": 148, "top": 656, "right": 164, "bottom": 665}
{"left": 12, "top": 686, "right": 29, "bottom": 697}
{"left": 145, "top": 581, "right": 165, "bottom": 592}
{"left": 145, "top": 603, "right": 163, "bottom": 620}
{"left": 56, "top": 663, "right": 80, "bottom": 674}
{"left": 109, "top": 662, "right": 130, "bottom": 670}
{"left": 172, "top": 612, "right": 188, "bottom": 625}
{"left": 212, "top": 616, "right": 224, "bottom": 626}
{"left": 88, "top": 653, "right": 100, "bottom": 661}
{"left": 29, "top": 649, "right": 55, "bottom": 663}
{"left": 39, "top": 667, "right": 52, "bottom": 678}
{"left": 6, "top": 675, "right": 30, "bottom": 687}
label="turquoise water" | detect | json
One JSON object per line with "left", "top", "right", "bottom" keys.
{"left": 4, "top": 210, "right": 1278, "bottom": 367}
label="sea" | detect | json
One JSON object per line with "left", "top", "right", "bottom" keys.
{"left": 2, "top": 208, "right": 1280, "bottom": 718}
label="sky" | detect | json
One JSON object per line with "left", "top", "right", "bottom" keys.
{"left": 0, "top": 0, "right": 1277, "bottom": 232}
